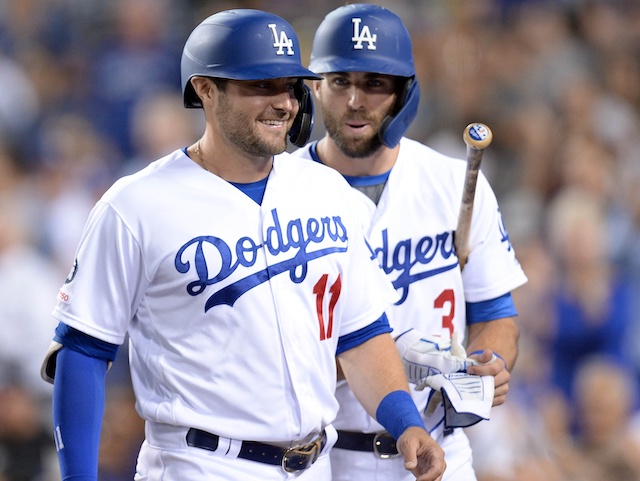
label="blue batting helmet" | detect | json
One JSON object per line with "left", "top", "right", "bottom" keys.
{"left": 309, "top": 4, "right": 420, "bottom": 148}
{"left": 181, "top": 9, "right": 321, "bottom": 146}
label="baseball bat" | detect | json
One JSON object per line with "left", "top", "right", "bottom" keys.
{"left": 455, "top": 122, "right": 493, "bottom": 271}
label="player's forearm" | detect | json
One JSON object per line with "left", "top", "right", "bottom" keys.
{"left": 465, "top": 317, "right": 519, "bottom": 370}
{"left": 337, "top": 333, "right": 411, "bottom": 418}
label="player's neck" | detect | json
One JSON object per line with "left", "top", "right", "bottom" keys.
{"left": 189, "top": 136, "right": 273, "bottom": 183}
{"left": 316, "top": 136, "right": 398, "bottom": 177}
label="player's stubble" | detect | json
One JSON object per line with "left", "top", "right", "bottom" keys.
{"left": 215, "top": 88, "right": 290, "bottom": 158}
{"left": 321, "top": 104, "right": 386, "bottom": 158}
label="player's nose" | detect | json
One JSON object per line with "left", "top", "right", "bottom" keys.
{"left": 269, "top": 81, "right": 297, "bottom": 112}
{"left": 347, "top": 86, "right": 366, "bottom": 110}
{"left": 272, "top": 93, "right": 295, "bottom": 113}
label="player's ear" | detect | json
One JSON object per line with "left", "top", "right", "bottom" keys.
{"left": 190, "top": 76, "right": 215, "bottom": 106}
{"left": 311, "top": 79, "right": 322, "bottom": 100}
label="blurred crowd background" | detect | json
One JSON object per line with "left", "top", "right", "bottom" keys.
{"left": 1, "top": 0, "right": 640, "bottom": 480}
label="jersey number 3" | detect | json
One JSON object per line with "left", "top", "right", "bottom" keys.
{"left": 313, "top": 274, "right": 342, "bottom": 340}
{"left": 434, "top": 288, "right": 455, "bottom": 336}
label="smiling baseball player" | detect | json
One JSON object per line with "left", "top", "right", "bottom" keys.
{"left": 40, "top": 9, "right": 446, "bottom": 481}
{"left": 294, "top": 4, "right": 528, "bottom": 481}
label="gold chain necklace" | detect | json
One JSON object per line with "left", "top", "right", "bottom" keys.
{"left": 194, "top": 139, "right": 210, "bottom": 172}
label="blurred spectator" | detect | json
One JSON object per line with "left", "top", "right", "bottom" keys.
{"left": 34, "top": 113, "right": 118, "bottom": 274}
{"left": 121, "top": 90, "right": 202, "bottom": 176}
{"left": 572, "top": 355, "right": 640, "bottom": 481}
{"left": 0, "top": 193, "right": 59, "bottom": 395}
{"left": 0, "top": 53, "right": 39, "bottom": 149}
{"left": 85, "top": 0, "right": 186, "bottom": 160}
{"left": 543, "top": 188, "right": 636, "bottom": 405}
{"left": 0, "top": 166, "right": 60, "bottom": 479}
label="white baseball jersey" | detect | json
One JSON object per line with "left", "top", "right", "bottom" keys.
{"left": 294, "top": 137, "right": 527, "bottom": 480}
{"left": 51, "top": 148, "right": 398, "bottom": 445}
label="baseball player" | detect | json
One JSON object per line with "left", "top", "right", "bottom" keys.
{"left": 39, "top": 9, "right": 446, "bottom": 481}
{"left": 293, "top": 4, "right": 528, "bottom": 481}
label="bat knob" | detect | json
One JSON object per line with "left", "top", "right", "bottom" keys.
{"left": 463, "top": 123, "right": 493, "bottom": 150}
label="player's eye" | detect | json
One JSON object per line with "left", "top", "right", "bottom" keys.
{"left": 365, "top": 77, "right": 397, "bottom": 94}
{"left": 333, "top": 77, "right": 349, "bottom": 87}
{"left": 285, "top": 84, "right": 297, "bottom": 99}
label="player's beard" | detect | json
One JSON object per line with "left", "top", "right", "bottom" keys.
{"left": 215, "top": 90, "right": 289, "bottom": 157}
{"left": 322, "top": 108, "right": 384, "bottom": 158}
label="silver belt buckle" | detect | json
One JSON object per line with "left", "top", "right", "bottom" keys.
{"left": 373, "top": 432, "right": 400, "bottom": 459}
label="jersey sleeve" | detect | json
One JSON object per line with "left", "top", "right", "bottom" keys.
{"left": 52, "top": 201, "right": 148, "bottom": 345}
{"left": 336, "top": 313, "right": 393, "bottom": 354}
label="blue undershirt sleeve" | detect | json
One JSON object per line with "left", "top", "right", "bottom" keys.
{"left": 466, "top": 292, "right": 517, "bottom": 324}
{"left": 50, "top": 323, "right": 120, "bottom": 481}
{"left": 53, "top": 347, "right": 107, "bottom": 481}
{"left": 54, "top": 322, "right": 119, "bottom": 362}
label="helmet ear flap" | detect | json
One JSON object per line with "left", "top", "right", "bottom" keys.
{"left": 379, "top": 77, "right": 420, "bottom": 148}
{"left": 184, "top": 79, "right": 201, "bottom": 108}
{"left": 289, "top": 81, "right": 315, "bottom": 147}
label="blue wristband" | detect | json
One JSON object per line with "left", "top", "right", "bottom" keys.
{"left": 375, "top": 390, "right": 425, "bottom": 440}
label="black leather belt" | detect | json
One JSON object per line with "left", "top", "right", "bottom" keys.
{"left": 335, "top": 430, "right": 399, "bottom": 458}
{"left": 186, "top": 428, "right": 326, "bottom": 472}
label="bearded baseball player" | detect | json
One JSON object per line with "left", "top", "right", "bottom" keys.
{"left": 293, "top": 4, "right": 528, "bottom": 481}
{"left": 39, "top": 9, "right": 446, "bottom": 481}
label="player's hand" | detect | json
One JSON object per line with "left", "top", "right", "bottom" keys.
{"left": 467, "top": 349, "right": 510, "bottom": 406}
{"left": 397, "top": 426, "right": 446, "bottom": 481}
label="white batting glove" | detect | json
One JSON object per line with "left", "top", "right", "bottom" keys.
{"left": 395, "top": 329, "right": 477, "bottom": 389}
{"left": 423, "top": 373, "right": 494, "bottom": 426}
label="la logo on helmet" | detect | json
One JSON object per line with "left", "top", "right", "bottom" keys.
{"left": 351, "top": 18, "right": 377, "bottom": 50}
{"left": 268, "top": 24, "right": 294, "bottom": 56}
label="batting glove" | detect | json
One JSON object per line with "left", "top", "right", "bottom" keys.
{"left": 395, "top": 329, "right": 477, "bottom": 389}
